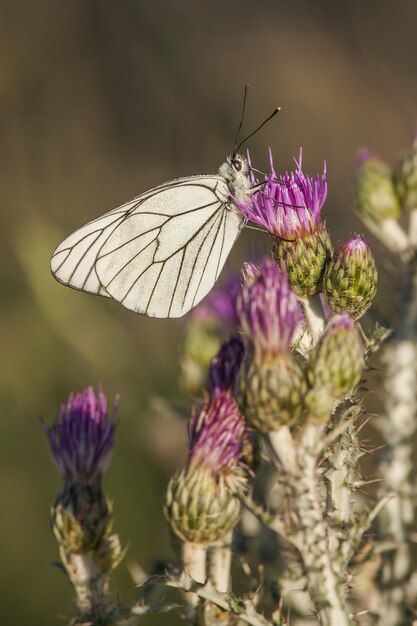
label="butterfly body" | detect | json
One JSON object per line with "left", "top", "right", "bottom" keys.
{"left": 50, "top": 153, "right": 251, "bottom": 318}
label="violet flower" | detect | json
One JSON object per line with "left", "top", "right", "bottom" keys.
{"left": 237, "top": 259, "right": 302, "bottom": 355}
{"left": 207, "top": 335, "right": 244, "bottom": 395}
{"left": 44, "top": 385, "right": 118, "bottom": 483}
{"left": 189, "top": 336, "right": 246, "bottom": 474}
{"left": 240, "top": 148, "right": 327, "bottom": 239}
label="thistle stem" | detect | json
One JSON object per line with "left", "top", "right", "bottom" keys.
{"left": 269, "top": 425, "right": 351, "bottom": 626}
{"left": 361, "top": 216, "right": 411, "bottom": 261}
{"left": 296, "top": 425, "right": 351, "bottom": 626}
{"left": 375, "top": 254, "right": 417, "bottom": 625}
{"left": 300, "top": 293, "right": 326, "bottom": 347}
{"left": 182, "top": 542, "right": 207, "bottom": 619}
{"left": 408, "top": 208, "right": 417, "bottom": 248}
{"left": 208, "top": 533, "right": 233, "bottom": 593}
{"left": 60, "top": 549, "right": 107, "bottom": 618}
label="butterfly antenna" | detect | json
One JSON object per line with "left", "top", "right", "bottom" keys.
{"left": 234, "top": 107, "right": 281, "bottom": 156}
{"left": 232, "top": 84, "right": 250, "bottom": 157}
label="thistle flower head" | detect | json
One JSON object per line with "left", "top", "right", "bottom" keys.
{"left": 353, "top": 149, "right": 401, "bottom": 222}
{"left": 240, "top": 149, "right": 327, "bottom": 239}
{"left": 45, "top": 386, "right": 118, "bottom": 483}
{"left": 165, "top": 346, "right": 247, "bottom": 544}
{"left": 189, "top": 393, "right": 247, "bottom": 475}
{"left": 323, "top": 234, "right": 377, "bottom": 320}
{"left": 207, "top": 336, "right": 244, "bottom": 395}
{"left": 237, "top": 258, "right": 302, "bottom": 355}
{"left": 307, "top": 313, "right": 364, "bottom": 412}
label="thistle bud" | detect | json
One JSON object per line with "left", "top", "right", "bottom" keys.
{"left": 353, "top": 149, "right": 401, "bottom": 222}
{"left": 239, "top": 150, "right": 331, "bottom": 296}
{"left": 44, "top": 386, "right": 119, "bottom": 554}
{"left": 395, "top": 133, "right": 417, "bottom": 211}
{"left": 237, "top": 260, "right": 306, "bottom": 432}
{"left": 307, "top": 315, "right": 363, "bottom": 409}
{"left": 165, "top": 464, "right": 241, "bottom": 544}
{"left": 51, "top": 482, "right": 111, "bottom": 553}
{"left": 165, "top": 342, "right": 248, "bottom": 545}
{"left": 273, "top": 224, "right": 332, "bottom": 297}
{"left": 323, "top": 235, "right": 377, "bottom": 320}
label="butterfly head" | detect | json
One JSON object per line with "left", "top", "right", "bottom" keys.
{"left": 219, "top": 153, "right": 251, "bottom": 202}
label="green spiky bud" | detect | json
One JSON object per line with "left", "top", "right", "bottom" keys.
{"left": 239, "top": 351, "right": 306, "bottom": 432}
{"left": 273, "top": 223, "right": 333, "bottom": 297}
{"left": 164, "top": 464, "right": 241, "bottom": 544}
{"left": 395, "top": 133, "right": 417, "bottom": 211}
{"left": 323, "top": 235, "right": 377, "bottom": 320}
{"left": 94, "top": 533, "right": 123, "bottom": 573}
{"left": 307, "top": 315, "right": 364, "bottom": 408}
{"left": 353, "top": 149, "right": 401, "bottom": 222}
{"left": 51, "top": 482, "right": 111, "bottom": 553}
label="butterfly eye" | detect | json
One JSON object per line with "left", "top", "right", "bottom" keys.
{"left": 232, "top": 158, "right": 242, "bottom": 172}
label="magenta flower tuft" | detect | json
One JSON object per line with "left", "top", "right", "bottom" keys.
{"left": 240, "top": 149, "right": 327, "bottom": 239}
{"left": 326, "top": 313, "right": 356, "bottom": 332}
{"left": 45, "top": 385, "right": 118, "bottom": 483}
{"left": 237, "top": 259, "right": 302, "bottom": 355}
{"left": 207, "top": 336, "right": 244, "bottom": 395}
{"left": 189, "top": 393, "right": 247, "bottom": 474}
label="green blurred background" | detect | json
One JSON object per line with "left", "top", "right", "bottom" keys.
{"left": 0, "top": 1, "right": 416, "bottom": 624}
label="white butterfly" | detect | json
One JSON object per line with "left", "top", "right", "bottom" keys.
{"left": 50, "top": 153, "right": 253, "bottom": 318}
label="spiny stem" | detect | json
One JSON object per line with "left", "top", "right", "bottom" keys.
{"left": 376, "top": 255, "right": 417, "bottom": 625}
{"left": 182, "top": 541, "right": 207, "bottom": 620}
{"left": 208, "top": 533, "right": 233, "bottom": 593}
{"left": 269, "top": 425, "right": 352, "bottom": 626}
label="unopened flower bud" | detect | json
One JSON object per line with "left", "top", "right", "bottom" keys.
{"left": 165, "top": 464, "right": 241, "bottom": 544}
{"left": 395, "top": 133, "right": 417, "bottom": 211}
{"left": 307, "top": 315, "right": 363, "bottom": 408}
{"left": 323, "top": 235, "right": 377, "bottom": 320}
{"left": 353, "top": 150, "right": 401, "bottom": 222}
{"left": 51, "top": 482, "right": 111, "bottom": 553}
{"left": 237, "top": 260, "right": 306, "bottom": 432}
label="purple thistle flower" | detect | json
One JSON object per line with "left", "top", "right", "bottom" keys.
{"left": 44, "top": 385, "right": 118, "bottom": 483}
{"left": 188, "top": 393, "right": 247, "bottom": 474}
{"left": 237, "top": 259, "right": 302, "bottom": 355}
{"left": 240, "top": 148, "right": 327, "bottom": 239}
{"left": 207, "top": 336, "right": 244, "bottom": 396}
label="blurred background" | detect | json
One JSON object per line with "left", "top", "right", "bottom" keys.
{"left": 0, "top": 1, "right": 416, "bottom": 623}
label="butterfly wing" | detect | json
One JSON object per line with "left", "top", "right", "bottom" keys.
{"left": 95, "top": 177, "right": 243, "bottom": 317}
{"left": 50, "top": 176, "right": 244, "bottom": 318}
